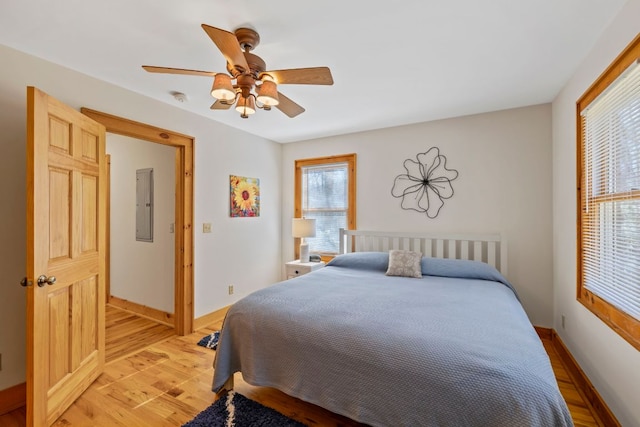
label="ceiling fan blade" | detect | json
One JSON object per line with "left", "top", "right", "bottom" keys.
{"left": 142, "top": 65, "right": 217, "bottom": 77}
{"left": 210, "top": 100, "right": 234, "bottom": 110}
{"left": 275, "top": 92, "right": 305, "bottom": 118}
{"left": 201, "top": 24, "right": 250, "bottom": 73}
{"left": 260, "top": 67, "right": 333, "bottom": 85}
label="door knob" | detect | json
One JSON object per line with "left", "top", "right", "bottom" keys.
{"left": 20, "top": 277, "right": 33, "bottom": 287}
{"left": 37, "top": 275, "right": 56, "bottom": 287}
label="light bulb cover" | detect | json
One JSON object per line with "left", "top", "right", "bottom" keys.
{"left": 256, "top": 80, "right": 280, "bottom": 106}
{"left": 236, "top": 95, "right": 256, "bottom": 117}
{"left": 211, "top": 74, "right": 235, "bottom": 101}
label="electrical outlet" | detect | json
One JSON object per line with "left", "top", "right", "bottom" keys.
{"left": 203, "top": 223, "right": 212, "bottom": 233}
{"left": 228, "top": 285, "right": 234, "bottom": 295}
{"left": 562, "top": 315, "right": 566, "bottom": 330}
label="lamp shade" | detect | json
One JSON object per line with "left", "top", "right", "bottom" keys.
{"left": 210, "top": 74, "right": 235, "bottom": 101}
{"left": 236, "top": 95, "right": 256, "bottom": 117}
{"left": 256, "top": 80, "right": 279, "bottom": 106}
{"left": 292, "top": 218, "right": 316, "bottom": 238}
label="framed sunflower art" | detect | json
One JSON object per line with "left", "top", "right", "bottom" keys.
{"left": 230, "top": 175, "right": 260, "bottom": 217}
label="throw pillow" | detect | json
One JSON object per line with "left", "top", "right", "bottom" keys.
{"left": 386, "top": 249, "right": 422, "bottom": 278}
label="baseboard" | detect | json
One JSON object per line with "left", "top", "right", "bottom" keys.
{"left": 194, "top": 305, "right": 230, "bottom": 330}
{"left": 551, "top": 330, "right": 620, "bottom": 427}
{"left": 0, "top": 382, "right": 26, "bottom": 415}
{"left": 108, "top": 296, "right": 174, "bottom": 327}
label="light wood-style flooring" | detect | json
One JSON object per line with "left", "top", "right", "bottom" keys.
{"left": 1, "top": 307, "right": 603, "bottom": 427}
{"left": 105, "top": 304, "right": 175, "bottom": 363}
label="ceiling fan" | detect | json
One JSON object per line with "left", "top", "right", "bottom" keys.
{"left": 142, "top": 24, "right": 334, "bottom": 119}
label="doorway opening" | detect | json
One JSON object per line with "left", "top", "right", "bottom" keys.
{"left": 105, "top": 136, "right": 177, "bottom": 361}
{"left": 81, "top": 108, "right": 194, "bottom": 349}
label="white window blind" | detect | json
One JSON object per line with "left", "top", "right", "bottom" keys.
{"left": 581, "top": 59, "right": 640, "bottom": 321}
{"left": 301, "top": 162, "right": 348, "bottom": 253}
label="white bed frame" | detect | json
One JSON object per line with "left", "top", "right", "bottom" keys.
{"left": 339, "top": 229, "right": 508, "bottom": 277}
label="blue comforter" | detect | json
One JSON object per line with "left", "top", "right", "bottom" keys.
{"left": 212, "top": 254, "right": 572, "bottom": 426}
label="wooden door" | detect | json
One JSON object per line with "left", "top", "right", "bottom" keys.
{"left": 26, "top": 87, "right": 106, "bottom": 426}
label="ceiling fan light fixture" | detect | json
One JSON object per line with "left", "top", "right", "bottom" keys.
{"left": 143, "top": 24, "right": 333, "bottom": 119}
{"left": 211, "top": 74, "right": 235, "bottom": 101}
{"left": 236, "top": 95, "right": 256, "bottom": 118}
{"left": 256, "top": 80, "right": 279, "bottom": 106}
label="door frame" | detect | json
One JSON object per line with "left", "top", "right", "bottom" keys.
{"left": 105, "top": 154, "right": 111, "bottom": 300}
{"left": 81, "top": 108, "right": 194, "bottom": 335}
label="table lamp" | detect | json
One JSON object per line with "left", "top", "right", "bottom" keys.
{"left": 292, "top": 218, "right": 316, "bottom": 262}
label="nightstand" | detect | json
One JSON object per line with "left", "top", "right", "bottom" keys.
{"left": 285, "top": 260, "right": 325, "bottom": 279}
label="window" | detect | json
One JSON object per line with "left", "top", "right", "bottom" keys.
{"left": 577, "top": 34, "right": 640, "bottom": 350}
{"left": 295, "top": 154, "right": 356, "bottom": 259}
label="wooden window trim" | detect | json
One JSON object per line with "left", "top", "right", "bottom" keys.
{"left": 576, "top": 33, "right": 640, "bottom": 351}
{"left": 294, "top": 154, "right": 357, "bottom": 260}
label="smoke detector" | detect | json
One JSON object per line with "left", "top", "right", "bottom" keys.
{"left": 171, "top": 92, "right": 188, "bottom": 103}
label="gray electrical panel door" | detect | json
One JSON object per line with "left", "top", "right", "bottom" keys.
{"left": 136, "top": 168, "right": 153, "bottom": 242}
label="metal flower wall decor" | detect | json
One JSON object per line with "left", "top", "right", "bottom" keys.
{"left": 391, "top": 147, "right": 459, "bottom": 218}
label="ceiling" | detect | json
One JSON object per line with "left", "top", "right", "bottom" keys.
{"left": 0, "top": 0, "right": 627, "bottom": 143}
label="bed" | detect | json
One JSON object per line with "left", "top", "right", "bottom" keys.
{"left": 212, "top": 230, "right": 572, "bottom": 426}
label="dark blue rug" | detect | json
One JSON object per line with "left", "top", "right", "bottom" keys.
{"left": 197, "top": 331, "right": 220, "bottom": 350}
{"left": 183, "top": 391, "right": 306, "bottom": 427}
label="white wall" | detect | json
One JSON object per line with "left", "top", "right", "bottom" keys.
{"left": 108, "top": 135, "right": 175, "bottom": 313}
{"left": 0, "top": 54, "right": 27, "bottom": 391}
{"left": 0, "top": 43, "right": 283, "bottom": 391}
{"left": 552, "top": 1, "right": 640, "bottom": 425}
{"left": 282, "top": 104, "right": 553, "bottom": 326}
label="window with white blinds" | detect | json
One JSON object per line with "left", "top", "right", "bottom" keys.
{"left": 581, "top": 59, "right": 640, "bottom": 321}
{"left": 295, "top": 154, "right": 356, "bottom": 257}
{"left": 578, "top": 35, "right": 640, "bottom": 350}
{"left": 301, "top": 163, "right": 348, "bottom": 253}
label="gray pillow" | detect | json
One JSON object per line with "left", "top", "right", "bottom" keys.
{"left": 385, "top": 250, "right": 422, "bottom": 278}
{"left": 326, "top": 252, "right": 389, "bottom": 271}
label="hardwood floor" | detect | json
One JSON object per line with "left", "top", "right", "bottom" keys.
{"left": 105, "top": 304, "right": 175, "bottom": 363}
{"left": 0, "top": 308, "right": 604, "bottom": 427}
{"left": 542, "top": 340, "right": 603, "bottom": 427}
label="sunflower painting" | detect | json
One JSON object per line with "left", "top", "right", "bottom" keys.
{"left": 230, "top": 175, "right": 260, "bottom": 217}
